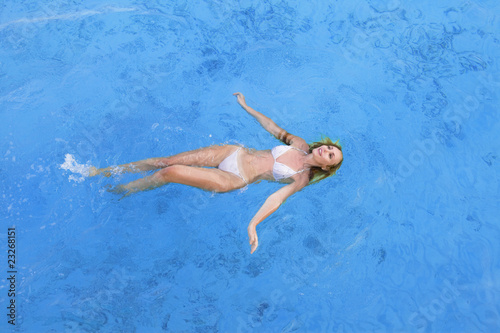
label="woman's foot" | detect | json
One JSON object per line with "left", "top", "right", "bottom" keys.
{"left": 106, "top": 184, "right": 126, "bottom": 194}
{"left": 106, "top": 184, "right": 134, "bottom": 200}
{"left": 88, "top": 166, "right": 98, "bottom": 177}
{"left": 88, "top": 166, "right": 113, "bottom": 177}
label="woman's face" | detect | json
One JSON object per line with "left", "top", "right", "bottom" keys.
{"left": 313, "top": 145, "right": 342, "bottom": 168}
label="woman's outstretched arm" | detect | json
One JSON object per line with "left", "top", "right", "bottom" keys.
{"left": 233, "top": 92, "right": 307, "bottom": 148}
{"left": 247, "top": 176, "right": 309, "bottom": 254}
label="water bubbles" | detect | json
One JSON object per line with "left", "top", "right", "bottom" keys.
{"left": 60, "top": 154, "right": 91, "bottom": 182}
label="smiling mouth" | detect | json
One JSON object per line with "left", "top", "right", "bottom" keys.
{"left": 319, "top": 148, "right": 322, "bottom": 156}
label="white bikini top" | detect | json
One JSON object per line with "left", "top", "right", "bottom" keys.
{"left": 271, "top": 145, "right": 308, "bottom": 180}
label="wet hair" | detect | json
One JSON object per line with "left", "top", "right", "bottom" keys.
{"left": 307, "top": 137, "right": 343, "bottom": 185}
{"left": 277, "top": 131, "right": 343, "bottom": 185}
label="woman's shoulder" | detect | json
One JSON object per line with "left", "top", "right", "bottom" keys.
{"left": 288, "top": 136, "right": 309, "bottom": 152}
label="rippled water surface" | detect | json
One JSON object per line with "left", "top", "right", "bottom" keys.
{"left": 1, "top": 0, "right": 499, "bottom": 332}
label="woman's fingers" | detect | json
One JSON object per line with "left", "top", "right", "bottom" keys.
{"left": 250, "top": 241, "right": 258, "bottom": 254}
{"left": 248, "top": 229, "right": 258, "bottom": 254}
{"left": 233, "top": 92, "right": 246, "bottom": 106}
{"left": 249, "top": 235, "right": 258, "bottom": 254}
{"left": 248, "top": 227, "right": 259, "bottom": 254}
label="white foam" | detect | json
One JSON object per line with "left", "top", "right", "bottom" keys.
{"left": 60, "top": 154, "right": 91, "bottom": 182}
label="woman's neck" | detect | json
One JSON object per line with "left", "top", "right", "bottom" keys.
{"left": 303, "top": 153, "right": 322, "bottom": 168}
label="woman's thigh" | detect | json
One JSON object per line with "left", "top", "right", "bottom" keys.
{"left": 158, "top": 164, "right": 247, "bottom": 192}
{"left": 155, "top": 145, "right": 240, "bottom": 168}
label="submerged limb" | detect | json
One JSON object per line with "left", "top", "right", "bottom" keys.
{"left": 246, "top": 176, "right": 309, "bottom": 254}
{"left": 109, "top": 164, "right": 247, "bottom": 198}
{"left": 90, "top": 145, "right": 240, "bottom": 177}
{"left": 89, "top": 158, "right": 167, "bottom": 177}
{"left": 108, "top": 172, "right": 165, "bottom": 196}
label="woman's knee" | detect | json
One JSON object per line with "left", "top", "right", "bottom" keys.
{"left": 213, "top": 183, "right": 234, "bottom": 193}
{"left": 155, "top": 165, "right": 180, "bottom": 181}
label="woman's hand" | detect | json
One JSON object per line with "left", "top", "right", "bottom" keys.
{"left": 233, "top": 92, "right": 248, "bottom": 108}
{"left": 247, "top": 224, "right": 259, "bottom": 254}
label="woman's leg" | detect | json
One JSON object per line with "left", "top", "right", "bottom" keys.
{"left": 111, "top": 164, "right": 247, "bottom": 197}
{"left": 90, "top": 145, "right": 239, "bottom": 177}
{"left": 89, "top": 158, "right": 165, "bottom": 177}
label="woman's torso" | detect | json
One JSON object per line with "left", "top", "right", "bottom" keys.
{"left": 237, "top": 146, "right": 308, "bottom": 184}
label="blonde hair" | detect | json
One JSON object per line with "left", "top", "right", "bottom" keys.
{"left": 277, "top": 131, "right": 343, "bottom": 185}
{"left": 307, "top": 137, "right": 343, "bottom": 185}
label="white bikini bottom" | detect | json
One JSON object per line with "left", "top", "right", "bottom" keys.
{"left": 218, "top": 147, "right": 248, "bottom": 185}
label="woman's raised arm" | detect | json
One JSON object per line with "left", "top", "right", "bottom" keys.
{"left": 247, "top": 176, "right": 309, "bottom": 254}
{"left": 233, "top": 92, "right": 307, "bottom": 148}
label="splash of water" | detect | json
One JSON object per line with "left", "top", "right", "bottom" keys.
{"left": 60, "top": 154, "right": 91, "bottom": 182}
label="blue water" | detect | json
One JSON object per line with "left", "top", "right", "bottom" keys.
{"left": 1, "top": 0, "right": 499, "bottom": 332}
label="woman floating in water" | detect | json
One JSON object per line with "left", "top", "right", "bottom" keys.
{"left": 90, "top": 93, "right": 343, "bottom": 253}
